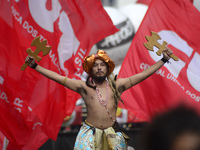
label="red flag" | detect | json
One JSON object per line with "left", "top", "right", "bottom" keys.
{"left": 137, "top": 0, "right": 194, "bottom": 6}
{"left": 0, "top": 0, "right": 118, "bottom": 149}
{"left": 119, "top": 0, "right": 200, "bottom": 121}
{"left": 0, "top": 132, "right": 8, "bottom": 150}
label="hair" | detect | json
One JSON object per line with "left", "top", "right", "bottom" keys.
{"left": 139, "top": 105, "right": 200, "bottom": 150}
{"left": 107, "top": 73, "right": 123, "bottom": 107}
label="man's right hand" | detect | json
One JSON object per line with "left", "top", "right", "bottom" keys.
{"left": 25, "top": 55, "right": 36, "bottom": 68}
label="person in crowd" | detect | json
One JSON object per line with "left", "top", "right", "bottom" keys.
{"left": 139, "top": 105, "right": 200, "bottom": 150}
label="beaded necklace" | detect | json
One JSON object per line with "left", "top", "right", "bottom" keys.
{"left": 94, "top": 80, "right": 116, "bottom": 122}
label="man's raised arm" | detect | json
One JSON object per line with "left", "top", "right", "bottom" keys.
{"left": 117, "top": 47, "right": 173, "bottom": 93}
{"left": 25, "top": 55, "right": 84, "bottom": 93}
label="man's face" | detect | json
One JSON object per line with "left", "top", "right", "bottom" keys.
{"left": 92, "top": 59, "right": 108, "bottom": 81}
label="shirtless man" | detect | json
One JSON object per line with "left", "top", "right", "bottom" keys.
{"left": 25, "top": 48, "right": 173, "bottom": 150}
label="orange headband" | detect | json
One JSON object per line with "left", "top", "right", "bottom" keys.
{"left": 82, "top": 50, "right": 115, "bottom": 77}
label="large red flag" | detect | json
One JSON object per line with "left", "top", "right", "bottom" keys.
{"left": 119, "top": 0, "right": 200, "bottom": 121}
{"left": 0, "top": 0, "right": 118, "bottom": 149}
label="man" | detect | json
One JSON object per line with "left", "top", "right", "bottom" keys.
{"left": 25, "top": 48, "right": 173, "bottom": 149}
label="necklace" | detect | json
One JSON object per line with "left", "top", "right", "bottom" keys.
{"left": 95, "top": 80, "right": 109, "bottom": 106}
{"left": 94, "top": 80, "right": 116, "bottom": 122}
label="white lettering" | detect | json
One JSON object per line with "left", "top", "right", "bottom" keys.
{"left": 75, "top": 67, "right": 81, "bottom": 78}
{"left": 14, "top": 107, "right": 21, "bottom": 113}
{"left": 32, "top": 122, "right": 42, "bottom": 130}
{"left": 11, "top": 6, "right": 23, "bottom": 24}
{"left": 39, "top": 35, "right": 45, "bottom": 41}
{"left": 49, "top": 50, "right": 62, "bottom": 74}
{"left": 186, "top": 90, "right": 200, "bottom": 102}
{"left": 74, "top": 48, "right": 87, "bottom": 77}
{"left": 28, "top": 107, "right": 32, "bottom": 111}
{"left": 167, "top": 73, "right": 176, "bottom": 82}
{"left": 13, "top": 98, "right": 23, "bottom": 113}
{"left": 27, "top": 25, "right": 33, "bottom": 33}
{"left": 78, "top": 52, "right": 84, "bottom": 59}
{"left": 80, "top": 48, "right": 86, "bottom": 55}
{"left": 14, "top": 11, "right": 19, "bottom": 20}
{"left": 75, "top": 57, "right": 82, "bottom": 67}
{"left": 17, "top": 16, "right": 23, "bottom": 24}
{"left": 14, "top": 98, "right": 23, "bottom": 107}
{"left": 0, "top": 75, "right": 4, "bottom": 85}
{"left": 22, "top": 20, "right": 28, "bottom": 28}
{"left": 156, "top": 69, "right": 165, "bottom": 77}
{"left": 196, "top": 96, "right": 200, "bottom": 102}
{"left": 167, "top": 73, "right": 184, "bottom": 90}
{"left": 0, "top": 91, "right": 10, "bottom": 103}
{"left": 22, "top": 21, "right": 38, "bottom": 37}
{"left": 140, "top": 63, "right": 150, "bottom": 70}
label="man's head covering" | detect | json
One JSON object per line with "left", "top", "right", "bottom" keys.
{"left": 83, "top": 50, "right": 115, "bottom": 77}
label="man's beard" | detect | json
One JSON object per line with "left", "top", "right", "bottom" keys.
{"left": 93, "top": 75, "right": 106, "bottom": 83}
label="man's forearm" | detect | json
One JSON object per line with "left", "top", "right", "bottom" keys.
{"left": 34, "top": 65, "right": 63, "bottom": 84}
{"left": 142, "top": 59, "right": 166, "bottom": 78}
